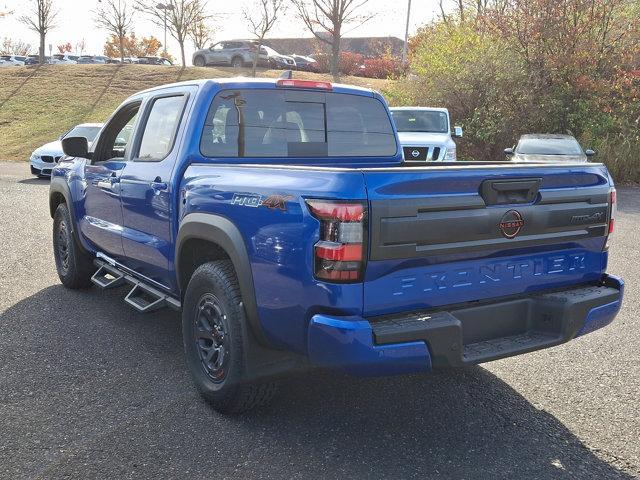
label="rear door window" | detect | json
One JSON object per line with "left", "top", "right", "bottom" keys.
{"left": 136, "top": 95, "right": 186, "bottom": 161}
{"left": 200, "top": 89, "right": 397, "bottom": 158}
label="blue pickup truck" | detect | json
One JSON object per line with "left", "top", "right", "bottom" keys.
{"left": 49, "top": 77, "right": 623, "bottom": 413}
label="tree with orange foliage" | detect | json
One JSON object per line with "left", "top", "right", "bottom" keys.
{"left": 57, "top": 42, "right": 72, "bottom": 54}
{"left": 103, "top": 32, "right": 174, "bottom": 61}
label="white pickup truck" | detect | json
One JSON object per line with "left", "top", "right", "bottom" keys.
{"left": 390, "top": 107, "right": 462, "bottom": 161}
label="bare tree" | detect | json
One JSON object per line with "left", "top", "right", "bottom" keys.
{"left": 77, "top": 38, "right": 87, "bottom": 56}
{"left": 291, "top": 0, "right": 373, "bottom": 80}
{"left": 1, "top": 38, "right": 32, "bottom": 56}
{"left": 189, "top": 15, "right": 213, "bottom": 50}
{"left": 19, "top": 0, "right": 58, "bottom": 64}
{"left": 94, "top": 0, "right": 134, "bottom": 63}
{"left": 243, "top": 0, "right": 284, "bottom": 77}
{"left": 135, "top": 0, "right": 209, "bottom": 67}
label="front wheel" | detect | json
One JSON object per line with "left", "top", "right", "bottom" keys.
{"left": 53, "top": 203, "right": 94, "bottom": 289}
{"left": 182, "top": 261, "right": 278, "bottom": 413}
{"left": 193, "top": 55, "right": 205, "bottom": 67}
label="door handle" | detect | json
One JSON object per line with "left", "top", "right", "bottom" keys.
{"left": 150, "top": 177, "right": 168, "bottom": 191}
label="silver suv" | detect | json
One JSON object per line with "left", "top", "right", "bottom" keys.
{"left": 192, "top": 40, "right": 295, "bottom": 69}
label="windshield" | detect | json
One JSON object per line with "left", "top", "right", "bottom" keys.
{"left": 516, "top": 137, "right": 583, "bottom": 155}
{"left": 64, "top": 126, "right": 101, "bottom": 142}
{"left": 54, "top": 54, "right": 63, "bottom": 59}
{"left": 261, "top": 46, "right": 278, "bottom": 56}
{"left": 391, "top": 110, "right": 449, "bottom": 133}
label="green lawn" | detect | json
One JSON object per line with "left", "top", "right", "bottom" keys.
{"left": 0, "top": 64, "right": 390, "bottom": 161}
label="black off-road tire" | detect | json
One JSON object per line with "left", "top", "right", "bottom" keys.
{"left": 53, "top": 203, "right": 94, "bottom": 289}
{"left": 182, "top": 261, "right": 278, "bottom": 413}
{"left": 193, "top": 55, "right": 205, "bottom": 67}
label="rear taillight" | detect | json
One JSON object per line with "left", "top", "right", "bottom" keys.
{"left": 606, "top": 188, "right": 616, "bottom": 247}
{"left": 306, "top": 199, "right": 367, "bottom": 282}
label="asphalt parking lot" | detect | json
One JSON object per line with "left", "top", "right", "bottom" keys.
{"left": 0, "top": 161, "right": 638, "bottom": 480}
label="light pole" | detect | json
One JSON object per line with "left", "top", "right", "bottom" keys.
{"left": 156, "top": 3, "right": 174, "bottom": 55}
{"left": 402, "top": 0, "right": 412, "bottom": 65}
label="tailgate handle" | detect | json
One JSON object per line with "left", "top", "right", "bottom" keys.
{"left": 481, "top": 178, "right": 541, "bottom": 205}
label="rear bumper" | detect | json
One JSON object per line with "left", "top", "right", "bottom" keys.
{"left": 307, "top": 274, "right": 623, "bottom": 376}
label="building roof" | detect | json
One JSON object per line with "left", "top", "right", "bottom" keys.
{"left": 264, "top": 36, "right": 405, "bottom": 58}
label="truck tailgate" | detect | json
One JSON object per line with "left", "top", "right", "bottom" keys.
{"left": 363, "top": 164, "right": 611, "bottom": 316}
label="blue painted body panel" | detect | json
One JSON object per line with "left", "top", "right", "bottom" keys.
{"left": 308, "top": 315, "right": 431, "bottom": 376}
{"left": 576, "top": 274, "right": 624, "bottom": 337}
{"left": 51, "top": 77, "right": 624, "bottom": 375}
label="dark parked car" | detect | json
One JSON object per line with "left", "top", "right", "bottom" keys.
{"left": 505, "top": 134, "right": 595, "bottom": 163}
{"left": 25, "top": 55, "right": 51, "bottom": 65}
{"left": 77, "top": 55, "right": 106, "bottom": 64}
{"left": 260, "top": 45, "right": 296, "bottom": 69}
{"left": 137, "top": 56, "right": 173, "bottom": 66}
{"left": 290, "top": 54, "right": 319, "bottom": 72}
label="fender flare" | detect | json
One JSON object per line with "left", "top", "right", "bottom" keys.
{"left": 49, "top": 176, "right": 73, "bottom": 220}
{"left": 175, "top": 213, "right": 271, "bottom": 346}
{"left": 50, "top": 176, "right": 95, "bottom": 255}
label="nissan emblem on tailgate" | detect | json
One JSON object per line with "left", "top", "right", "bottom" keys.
{"left": 499, "top": 210, "right": 524, "bottom": 238}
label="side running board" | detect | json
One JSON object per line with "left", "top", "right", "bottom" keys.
{"left": 91, "top": 259, "right": 181, "bottom": 313}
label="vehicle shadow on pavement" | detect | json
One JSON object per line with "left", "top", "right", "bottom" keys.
{"left": 18, "top": 177, "right": 50, "bottom": 185}
{"left": 0, "top": 284, "right": 633, "bottom": 480}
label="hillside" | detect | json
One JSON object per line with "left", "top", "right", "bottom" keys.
{"left": 0, "top": 64, "right": 391, "bottom": 162}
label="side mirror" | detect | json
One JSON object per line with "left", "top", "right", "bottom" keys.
{"left": 62, "top": 136, "right": 89, "bottom": 158}
{"left": 585, "top": 149, "right": 596, "bottom": 157}
{"left": 504, "top": 147, "right": 514, "bottom": 155}
{"left": 453, "top": 126, "right": 463, "bottom": 138}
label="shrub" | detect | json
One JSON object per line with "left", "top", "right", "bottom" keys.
{"left": 360, "top": 56, "right": 405, "bottom": 79}
{"left": 385, "top": 2, "right": 640, "bottom": 181}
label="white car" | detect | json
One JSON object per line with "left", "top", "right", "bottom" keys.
{"left": 1, "top": 55, "right": 27, "bottom": 66}
{"left": 51, "top": 54, "right": 78, "bottom": 64}
{"left": 30, "top": 123, "right": 102, "bottom": 177}
{"left": 390, "top": 107, "right": 463, "bottom": 161}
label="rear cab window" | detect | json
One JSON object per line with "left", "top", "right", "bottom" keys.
{"left": 200, "top": 89, "right": 397, "bottom": 159}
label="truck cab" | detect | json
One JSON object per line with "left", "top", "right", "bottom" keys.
{"left": 390, "top": 106, "right": 462, "bottom": 161}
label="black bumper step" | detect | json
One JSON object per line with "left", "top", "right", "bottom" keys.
{"left": 92, "top": 259, "right": 181, "bottom": 312}
{"left": 370, "top": 282, "right": 621, "bottom": 367}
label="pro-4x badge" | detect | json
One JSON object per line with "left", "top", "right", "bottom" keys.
{"left": 231, "top": 193, "right": 293, "bottom": 211}
{"left": 262, "top": 195, "right": 294, "bottom": 211}
{"left": 499, "top": 210, "right": 524, "bottom": 238}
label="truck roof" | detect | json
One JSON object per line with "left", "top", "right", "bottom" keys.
{"left": 390, "top": 106, "right": 449, "bottom": 113}
{"left": 133, "top": 77, "right": 376, "bottom": 97}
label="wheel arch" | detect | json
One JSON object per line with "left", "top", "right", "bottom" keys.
{"left": 176, "top": 213, "right": 271, "bottom": 346}
{"left": 49, "top": 177, "right": 71, "bottom": 219}
{"left": 49, "top": 176, "right": 94, "bottom": 258}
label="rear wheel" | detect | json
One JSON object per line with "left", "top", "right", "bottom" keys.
{"left": 193, "top": 55, "right": 205, "bottom": 67}
{"left": 231, "top": 56, "right": 243, "bottom": 68}
{"left": 182, "top": 261, "right": 278, "bottom": 413}
{"left": 53, "top": 203, "right": 94, "bottom": 289}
